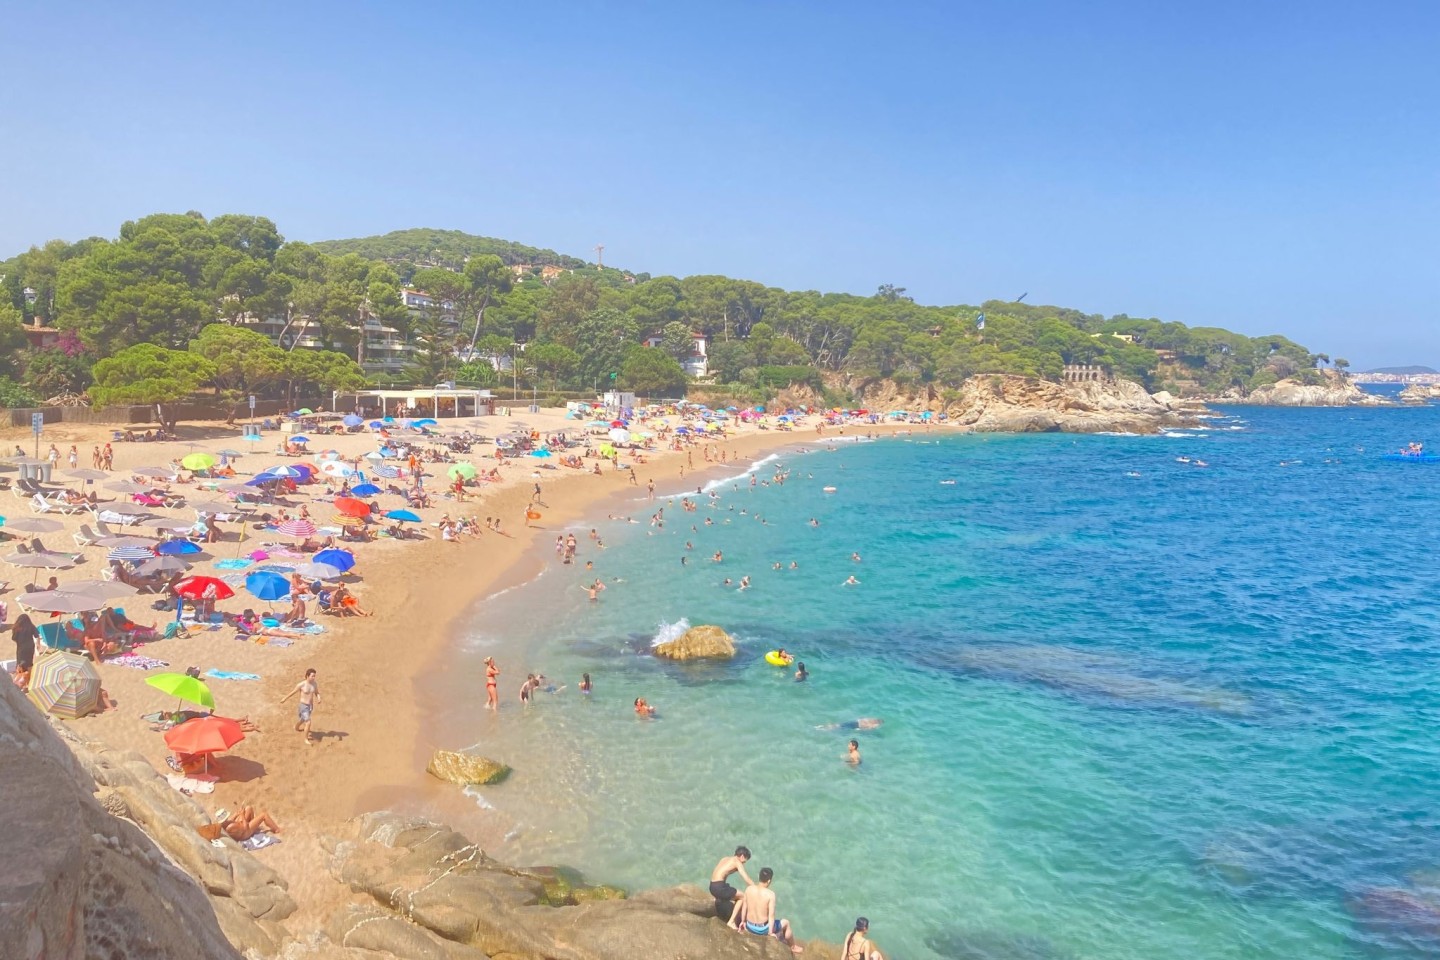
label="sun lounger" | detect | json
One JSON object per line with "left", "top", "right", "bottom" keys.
{"left": 37, "top": 621, "right": 81, "bottom": 652}
{"left": 73, "top": 524, "right": 101, "bottom": 547}
{"left": 30, "top": 494, "right": 56, "bottom": 514}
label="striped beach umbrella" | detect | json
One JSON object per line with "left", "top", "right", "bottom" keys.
{"left": 262, "top": 465, "right": 302, "bottom": 479}
{"left": 331, "top": 514, "right": 367, "bottom": 528}
{"left": 275, "top": 518, "right": 317, "bottom": 538}
{"left": 107, "top": 545, "right": 155, "bottom": 562}
{"left": 28, "top": 652, "right": 102, "bottom": 719}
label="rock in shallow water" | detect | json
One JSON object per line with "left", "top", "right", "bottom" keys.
{"left": 427, "top": 750, "right": 511, "bottom": 785}
{"left": 653, "top": 624, "right": 736, "bottom": 660}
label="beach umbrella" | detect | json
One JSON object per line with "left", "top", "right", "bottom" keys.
{"left": 172, "top": 575, "right": 235, "bottom": 601}
{"left": 164, "top": 716, "right": 245, "bottom": 772}
{"left": 181, "top": 453, "right": 216, "bottom": 471}
{"left": 140, "top": 518, "right": 194, "bottom": 533}
{"left": 275, "top": 518, "right": 318, "bottom": 538}
{"left": 146, "top": 672, "right": 215, "bottom": 710}
{"left": 17, "top": 589, "right": 109, "bottom": 613}
{"left": 331, "top": 514, "right": 367, "bottom": 528}
{"left": 65, "top": 468, "right": 108, "bottom": 481}
{"left": 105, "top": 480, "right": 149, "bottom": 494}
{"left": 369, "top": 420, "right": 384, "bottom": 429}
{"left": 28, "top": 652, "right": 102, "bottom": 719}
{"left": 94, "top": 535, "right": 156, "bottom": 549}
{"left": 343, "top": 415, "right": 363, "bottom": 427}
{"left": 111, "top": 501, "right": 158, "bottom": 515}
{"left": 587, "top": 420, "right": 609, "bottom": 428}
{"left": 383, "top": 509, "right": 420, "bottom": 524}
{"left": 319, "top": 461, "right": 355, "bottom": 478}
{"left": 290, "top": 436, "right": 310, "bottom": 444}
{"left": 599, "top": 444, "right": 615, "bottom": 457}
{"left": 59, "top": 580, "right": 138, "bottom": 599}
{"left": 2, "top": 517, "right": 64, "bottom": 533}
{"left": 609, "top": 428, "right": 630, "bottom": 443}
{"left": 290, "top": 463, "right": 316, "bottom": 480}
{"left": 262, "top": 465, "right": 302, "bottom": 479}
{"left": 134, "top": 555, "right": 189, "bottom": 576}
{"left": 362, "top": 451, "right": 385, "bottom": 461}
{"left": 156, "top": 540, "right": 202, "bottom": 556}
{"left": 107, "top": 545, "right": 155, "bottom": 562}
{"left": 447, "top": 463, "right": 477, "bottom": 481}
{"left": 530, "top": 449, "right": 552, "bottom": 458}
{"left": 414, "top": 418, "right": 438, "bottom": 427}
{"left": 295, "top": 561, "right": 342, "bottom": 580}
{"left": 244, "top": 571, "right": 290, "bottom": 601}
{"left": 382, "top": 416, "right": 395, "bottom": 423}
{"left": 216, "top": 449, "right": 244, "bottom": 458}
{"left": 373, "top": 465, "right": 401, "bottom": 479}
{"left": 317, "top": 450, "right": 341, "bottom": 462}
{"left": 244, "top": 475, "right": 279, "bottom": 488}
{"left": 350, "top": 482, "right": 381, "bottom": 497}
{"left": 5, "top": 553, "right": 75, "bottom": 569}
{"left": 130, "top": 466, "right": 173, "bottom": 478}
{"left": 313, "top": 548, "right": 356, "bottom": 572}
{"left": 333, "top": 497, "right": 370, "bottom": 518}
{"left": 295, "top": 408, "right": 314, "bottom": 415}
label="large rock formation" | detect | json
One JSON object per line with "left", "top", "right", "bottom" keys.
{"left": 427, "top": 749, "right": 511, "bottom": 785}
{"left": 324, "top": 812, "right": 830, "bottom": 960}
{"left": 949, "top": 375, "right": 1200, "bottom": 434}
{"left": 1212, "top": 375, "right": 1382, "bottom": 406}
{"left": 1399, "top": 383, "right": 1440, "bottom": 403}
{"left": 653, "top": 624, "right": 737, "bottom": 660}
{"left": 0, "top": 672, "right": 260, "bottom": 960}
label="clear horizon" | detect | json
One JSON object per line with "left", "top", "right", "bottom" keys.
{"left": 2, "top": 1, "right": 1435, "bottom": 368}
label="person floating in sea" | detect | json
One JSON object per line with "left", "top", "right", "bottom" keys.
{"left": 818, "top": 718, "right": 883, "bottom": 732}
{"left": 851, "top": 552, "right": 862, "bottom": 562}
{"left": 847, "top": 739, "right": 862, "bottom": 765}
{"left": 634, "top": 696, "right": 656, "bottom": 718}
{"left": 738, "top": 576, "right": 750, "bottom": 591}
{"left": 579, "top": 673, "right": 592, "bottom": 695}
{"left": 584, "top": 579, "right": 606, "bottom": 602}
{"left": 709, "top": 846, "right": 753, "bottom": 921}
{"left": 842, "top": 575, "right": 861, "bottom": 586}
{"left": 732, "top": 867, "right": 803, "bottom": 953}
{"left": 794, "top": 662, "right": 808, "bottom": 682}
{"left": 484, "top": 657, "right": 499, "bottom": 711}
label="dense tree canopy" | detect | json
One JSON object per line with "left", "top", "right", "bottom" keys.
{"left": 0, "top": 215, "right": 1329, "bottom": 408}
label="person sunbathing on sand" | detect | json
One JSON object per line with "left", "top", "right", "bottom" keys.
{"left": 217, "top": 805, "right": 281, "bottom": 841}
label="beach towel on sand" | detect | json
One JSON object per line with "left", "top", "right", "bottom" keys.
{"left": 214, "top": 558, "right": 252, "bottom": 570}
{"left": 166, "top": 773, "right": 215, "bottom": 794}
{"left": 203, "top": 669, "right": 261, "bottom": 681}
{"left": 241, "top": 832, "right": 280, "bottom": 851}
{"left": 106, "top": 654, "right": 170, "bottom": 670}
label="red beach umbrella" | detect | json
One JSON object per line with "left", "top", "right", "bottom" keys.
{"left": 333, "top": 497, "right": 371, "bottom": 518}
{"left": 172, "top": 575, "right": 235, "bottom": 601}
{"left": 275, "top": 518, "right": 318, "bottom": 538}
{"left": 164, "top": 715, "right": 246, "bottom": 756}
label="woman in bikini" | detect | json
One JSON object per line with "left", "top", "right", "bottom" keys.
{"left": 841, "top": 917, "right": 883, "bottom": 960}
{"left": 485, "top": 657, "right": 499, "bottom": 710}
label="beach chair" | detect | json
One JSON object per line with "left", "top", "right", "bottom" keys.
{"left": 44, "top": 493, "right": 82, "bottom": 515}
{"left": 36, "top": 621, "right": 81, "bottom": 652}
{"left": 73, "top": 524, "right": 101, "bottom": 547}
{"left": 30, "top": 494, "right": 55, "bottom": 514}
{"left": 18, "top": 478, "right": 46, "bottom": 496}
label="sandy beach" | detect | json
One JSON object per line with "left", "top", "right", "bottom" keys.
{"left": 3, "top": 406, "right": 932, "bottom": 924}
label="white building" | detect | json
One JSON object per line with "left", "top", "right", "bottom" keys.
{"left": 641, "top": 331, "right": 708, "bottom": 377}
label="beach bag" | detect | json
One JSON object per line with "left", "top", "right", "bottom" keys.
{"left": 163, "top": 622, "right": 190, "bottom": 640}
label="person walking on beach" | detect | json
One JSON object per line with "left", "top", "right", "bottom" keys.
{"left": 709, "top": 846, "right": 753, "bottom": 920}
{"left": 279, "top": 668, "right": 320, "bottom": 744}
{"left": 485, "top": 657, "right": 499, "bottom": 710}
{"left": 647, "top": 478, "right": 655, "bottom": 500}
{"left": 733, "top": 867, "right": 802, "bottom": 953}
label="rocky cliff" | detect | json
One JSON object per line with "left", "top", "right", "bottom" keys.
{"left": 1399, "top": 383, "right": 1440, "bottom": 403}
{"left": 777, "top": 373, "right": 1202, "bottom": 434}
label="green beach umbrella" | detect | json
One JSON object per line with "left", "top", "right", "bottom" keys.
{"left": 447, "top": 462, "right": 477, "bottom": 481}
{"left": 145, "top": 672, "right": 215, "bottom": 710}
{"left": 181, "top": 452, "right": 216, "bottom": 471}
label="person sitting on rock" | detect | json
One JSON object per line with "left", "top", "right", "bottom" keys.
{"left": 732, "top": 867, "right": 802, "bottom": 953}
{"left": 217, "top": 805, "right": 281, "bottom": 841}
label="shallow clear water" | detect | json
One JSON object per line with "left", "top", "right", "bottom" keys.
{"left": 430, "top": 407, "right": 1440, "bottom": 959}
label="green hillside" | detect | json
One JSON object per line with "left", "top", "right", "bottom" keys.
{"left": 311, "top": 228, "right": 587, "bottom": 275}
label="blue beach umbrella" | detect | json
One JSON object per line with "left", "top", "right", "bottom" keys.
{"left": 382, "top": 416, "right": 395, "bottom": 424}
{"left": 244, "top": 571, "right": 290, "bottom": 601}
{"left": 343, "top": 415, "right": 363, "bottom": 427}
{"left": 244, "top": 475, "right": 279, "bottom": 487}
{"left": 530, "top": 449, "right": 552, "bottom": 458}
{"left": 156, "top": 540, "right": 202, "bottom": 556}
{"left": 313, "top": 548, "right": 356, "bottom": 573}
{"left": 369, "top": 420, "right": 384, "bottom": 429}
{"left": 262, "top": 465, "right": 302, "bottom": 479}
{"left": 290, "top": 436, "right": 310, "bottom": 444}
{"left": 384, "top": 509, "right": 421, "bottom": 523}
{"left": 350, "top": 482, "right": 382, "bottom": 496}
{"left": 414, "top": 418, "right": 438, "bottom": 427}
{"left": 374, "top": 465, "right": 401, "bottom": 479}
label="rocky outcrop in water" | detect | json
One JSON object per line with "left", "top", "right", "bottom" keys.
{"left": 1399, "top": 383, "right": 1440, "bottom": 403}
{"left": 325, "top": 811, "right": 831, "bottom": 960}
{"left": 653, "top": 624, "right": 737, "bottom": 660}
{"left": 427, "top": 749, "right": 511, "bottom": 785}
{"left": 1211, "top": 375, "right": 1381, "bottom": 406}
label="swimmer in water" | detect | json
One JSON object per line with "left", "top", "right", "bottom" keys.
{"left": 817, "top": 718, "right": 882, "bottom": 732}
{"left": 846, "top": 739, "right": 861, "bottom": 765}
{"left": 580, "top": 673, "right": 592, "bottom": 695}
{"left": 738, "top": 576, "right": 750, "bottom": 591}
{"left": 809, "top": 518, "right": 820, "bottom": 527}
{"left": 794, "top": 662, "right": 808, "bottom": 682}
{"left": 842, "top": 575, "right": 860, "bottom": 586}
{"left": 634, "top": 697, "right": 656, "bottom": 718}
{"left": 851, "top": 552, "right": 861, "bottom": 562}
{"left": 584, "top": 579, "right": 606, "bottom": 601}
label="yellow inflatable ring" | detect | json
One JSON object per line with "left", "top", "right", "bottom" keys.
{"left": 765, "top": 651, "right": 793, "bottom": 667}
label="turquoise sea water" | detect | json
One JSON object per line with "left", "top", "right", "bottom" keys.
{"left": 428, "top": 406, "right": 1440, "bottom": 959}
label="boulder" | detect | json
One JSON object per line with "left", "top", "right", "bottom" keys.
{"left": 653, "top": 624, "right": 736, "bottom": 660}
{"left": 427, "top": 750, "right": 511, "bottom": 785}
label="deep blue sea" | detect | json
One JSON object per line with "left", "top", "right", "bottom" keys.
{"left": 432, "top": 406, "right": 1440, "bottom": 959}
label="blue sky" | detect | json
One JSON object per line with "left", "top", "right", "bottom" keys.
{"left": 2, "top": 1, "right": 1436, "bottom": 367}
